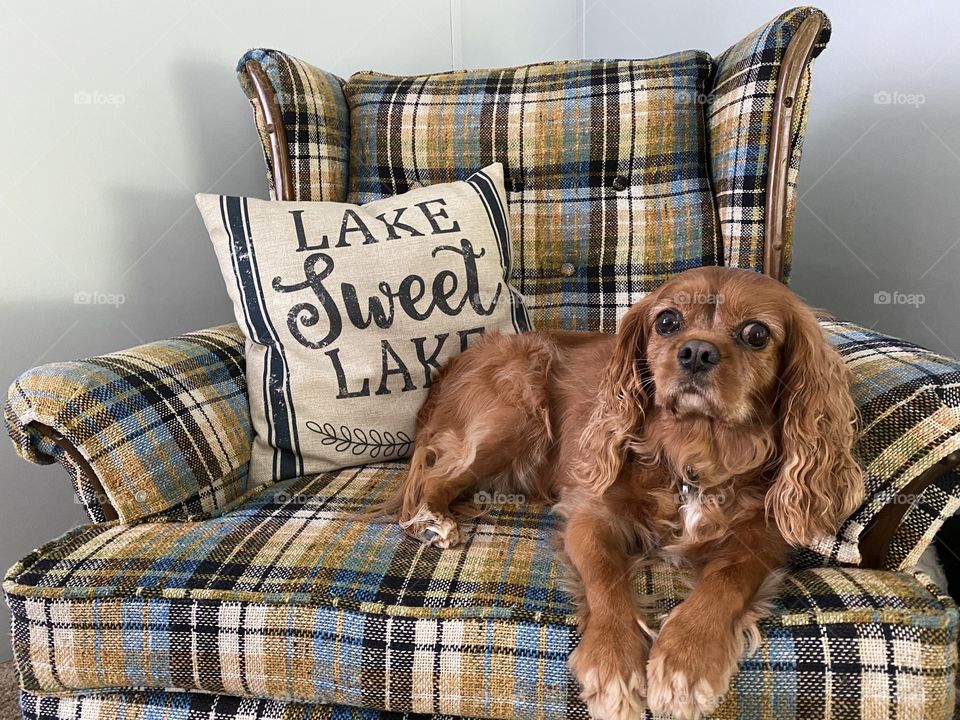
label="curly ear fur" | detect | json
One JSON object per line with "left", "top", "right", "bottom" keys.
{"left": 767, "top": 304, "right": 865, "bottom": 547}
{"left": 578, "top": 300, "right": 654, "bottom": 495}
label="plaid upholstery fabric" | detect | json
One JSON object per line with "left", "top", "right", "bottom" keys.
{"left": 780, "top": 65, "right": 813, "bottom": 281}
{"left": 344, "top": 58, "right": 721, "bottom": 333}
{"left": 885, "top": 469, "right": 960, "bottom": 571}
{"left": 238, "top": 49, "right": 350, "bottom": 202}
{"left": 0, "top": 417, "right": 113, "bottom": 522}
{"left": 16, "top": 571, "right": 959, "bottom": 720}
{"left": 813, "top": 320, "right": 960, "bottom": 565}
{"left": 707, "top": 7, "right": 830, "bottom": 275}
{"left": 3, "top": 324, "right": 252, "bottom": 524}
{"left": 6, "top": 462, "right": 958, "bottom": 719}
{"left": 18, "top": 690, "right": 434, "bottom": 720}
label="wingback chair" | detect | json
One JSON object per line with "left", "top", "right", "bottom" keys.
{"left": 5, "top": 7, "right": 960, "bottom": 719}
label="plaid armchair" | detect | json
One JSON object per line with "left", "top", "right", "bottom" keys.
{"left": 5, "top": 7, "right": 960, "bottom": 720}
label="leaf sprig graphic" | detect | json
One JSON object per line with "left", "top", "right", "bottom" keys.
{"left": 305, "top": 422, "right": 413, "bottom": 459}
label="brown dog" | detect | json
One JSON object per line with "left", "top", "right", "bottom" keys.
{"left": 378, "top": 266, "right": 864, "bottom": 720}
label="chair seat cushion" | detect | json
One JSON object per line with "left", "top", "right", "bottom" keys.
{"left": 5, "top": 464, "right": 957, "bottom": 720}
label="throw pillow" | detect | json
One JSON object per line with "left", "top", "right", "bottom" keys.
{"left": 197, "top": 163, "right": 530, "bottom": 485}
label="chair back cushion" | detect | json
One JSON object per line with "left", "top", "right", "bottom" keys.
{"left": 345, "top": 56, "right": 721, "bottom": 332}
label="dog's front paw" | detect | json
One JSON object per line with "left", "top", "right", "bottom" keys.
{"left": 646, "top": 609, "right": 739, "bottom": 720}
{"left": 398, "top": 507, "right": 463, "bottom": 548}
{"left": 570, "top": 621, "right": 648, "bottom": 720}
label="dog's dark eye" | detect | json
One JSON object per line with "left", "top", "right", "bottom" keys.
{"left": 655, "top": 310, "right": 682, "bottom": 336}
{"left": 740, "top": 322, "right": 770, "bottom": 349}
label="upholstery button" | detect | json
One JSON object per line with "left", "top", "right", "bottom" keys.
{"left": 612, "top": 175, "right": 629, "bottom": 192}
{"left": 560, "top": 262, "right": 576, "bottom": 277}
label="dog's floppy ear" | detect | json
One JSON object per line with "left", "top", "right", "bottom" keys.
{"left": 578, "top": 297, "right": 654, "bottom": 495}
{"left": 767, "top": 303, "right": 864, "bottom": 546}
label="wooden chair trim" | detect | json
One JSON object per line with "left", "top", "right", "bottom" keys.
{"left": 763, "top": 13, "right": 824, "bottom": 281}
{"left": 243, "top": 59, "right": 294, "bottom": 201}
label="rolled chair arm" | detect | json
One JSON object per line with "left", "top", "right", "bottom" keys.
{"left": 872, "top": 465, "right": 960, "bottom": 571}
{"left": 4, "top": 324, "right": 252, "bottom": 524}
{"left": 819, "top": 320, "right": 960, "bottom": 568}
{"left": 708, "top": 6, "right": 831, "bottom": 280}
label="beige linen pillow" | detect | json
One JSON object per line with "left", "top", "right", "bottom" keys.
{"left": 197, "top": 163, "right": 530, "bottom": 485}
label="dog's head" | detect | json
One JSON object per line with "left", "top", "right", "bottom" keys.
{"left": 590, "top": 267, "right": 864, "bottom": 545}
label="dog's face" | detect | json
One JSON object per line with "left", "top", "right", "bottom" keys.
{"left": 641, "top": 268, "right": 789, "bottom": 423}
{"left": 598, "top": 266, "right": 864, "bottom": 545}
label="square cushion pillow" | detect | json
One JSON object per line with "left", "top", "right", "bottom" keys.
{"left": 197, "top": 163, "right": 530, "bottom": 485}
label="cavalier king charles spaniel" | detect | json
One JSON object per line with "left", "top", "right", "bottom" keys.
{"left": 379, "top": 266, "right": 864, "bottom": 720}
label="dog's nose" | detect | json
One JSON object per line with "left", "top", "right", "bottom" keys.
{"left": 677, "top": 339, "right": 720, "bottom": 373}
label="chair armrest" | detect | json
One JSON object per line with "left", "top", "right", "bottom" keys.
{"left": 880, "top": 467, "right": 960, "bottom": 571}
{"left": 819, "top": 320, "right": 960, "bottom": 568}
{"left": 707, "top": 6, "right": 831, "bottom": 279}
{"left": 4, "top": 324, "right": 252, "bottom": 524}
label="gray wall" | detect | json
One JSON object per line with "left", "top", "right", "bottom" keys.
{"left": 0, "top": 1, "right": 957, "bottom": 661}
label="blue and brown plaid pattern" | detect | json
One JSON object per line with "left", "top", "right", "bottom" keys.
{"left": 779, "top": 66, "right": 814, "bottom": 281}
{"left": 816, "top": 320, "right": 960, "bottom": 565}
{"left": 238, "top": 11, "right": 834, "bottom": 318}
{"left": 885, "top": 469, "right": 960, "bottom": 571}
{"left": 4, "top": 324, "right": 251, "bottom": 523}
{"left": 344, "top": 57, "right": 721, "bottom": 333}
{"left": 238, "top": 49, "right": 351, "bottom": 202}
{"left": 18, "top": 690, "right": 432, "bottom": 720}
{"left": 4, "top": 419, "right": 113, "bottom": 522}
{"left": 707, "top": 7, "right": 830, "bottom": 276}
{"left": 6, "top": 463, "right": 958, "bottom": 719}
